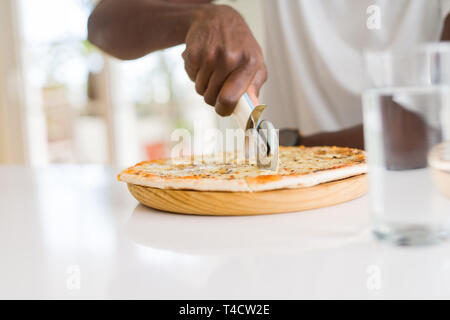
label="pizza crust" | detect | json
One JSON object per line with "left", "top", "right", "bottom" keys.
{"left": 119, "top": 163, "right": 367, "bottom": 192}
{"left": 119, "top": 172, "right": 252, "bottom": 191}
{"left": 118, "top": 146, "right": 368, "bottom": 192}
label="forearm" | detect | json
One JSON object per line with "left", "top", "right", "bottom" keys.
{"left": 291, "top": 14, "right": 450, "bottom": 150}
{"left": 303, "top": 13, "right": 446, "bottom": 149}
{"left": 441, "top": 14, "right": 450, "bottom": 40}
{"left": 301, "top": 125, "right": 364, "bottom": 149}
{"left": 88, "top": 0, "right": 211, "bottom": 60}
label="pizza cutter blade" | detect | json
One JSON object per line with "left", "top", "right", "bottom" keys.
{"left": 233, "top": 93, "right": 279, "bottom": 171}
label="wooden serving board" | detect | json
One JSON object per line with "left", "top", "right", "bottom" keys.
{"left": 127, "top": 174, "right": 368, "bottom": 216}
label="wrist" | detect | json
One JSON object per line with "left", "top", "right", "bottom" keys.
{"left": 188, "top": 4, "right": 241, "bottom": 29}
{"left": 141, "top": 2, "right": 215, "bottom": 45}
{"left": 279, "top": 128, "right": 303, "bottom": 146}
{"left": 185, "top": 3, "right": 214, "bottom": 29}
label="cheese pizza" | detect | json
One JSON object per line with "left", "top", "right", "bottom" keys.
{"left": 118, "top": 146, "right": 367, "bottom": 192}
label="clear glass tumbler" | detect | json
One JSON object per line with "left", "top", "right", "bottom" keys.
{"left": 363, "top": 43, "right": 450, "bottom": 246}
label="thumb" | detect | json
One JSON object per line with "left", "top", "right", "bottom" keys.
{"left": 247, "top": 91, "right": 259, "bottom": 106}
{"left": 247, "top": 65, "right": 267, "bottom": 105}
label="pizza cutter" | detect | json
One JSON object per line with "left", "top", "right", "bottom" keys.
{"left": 232, "top": 93, "right": 279, "bottom": 171}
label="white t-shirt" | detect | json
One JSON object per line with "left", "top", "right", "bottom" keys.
{"left": 261, "top": 0, "right": 450, "bottom": 135}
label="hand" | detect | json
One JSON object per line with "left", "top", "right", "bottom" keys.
{"left": 182, "top": 5, "right": 267, "bottom": 116}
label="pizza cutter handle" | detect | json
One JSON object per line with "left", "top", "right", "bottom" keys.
{"left": 233, "top": 93, "right": 254, "bottom": 130}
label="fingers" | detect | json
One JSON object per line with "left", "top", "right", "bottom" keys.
{"left": 215, "top": 63, "right": 259, "bottom": 116}
{"left": 203, "top": 70, "right": 229, "bottom": 106}
{"left": 247, "top": 65, "right": 268, "bottom": 105}
{"left": 183, "top": 49, "right": 220, "bottom": 97}
{"left": 195, "top": 65, "right": 214, "bottom": 96}
{"left": 182, "top": 49, "right": 199, "bottom": 82}
{"left": 182, "top": 47, "right": 267, "bottom": 116}
{"left": 215, "top": 63, "right": 267, "bottom": 116}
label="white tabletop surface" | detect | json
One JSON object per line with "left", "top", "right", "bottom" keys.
{"left": 1, "top": 165, "right": 450, "bottom": 299}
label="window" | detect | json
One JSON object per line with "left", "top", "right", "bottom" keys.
{"left": 17, "top": 0, "right": 217, "bottom": 166}
{"left": 10, "top": 0, "right": 262, "bottom": 166}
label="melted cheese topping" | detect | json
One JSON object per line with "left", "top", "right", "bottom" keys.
{"left": 121, "top": 146, "right": 366, "bottom": 180}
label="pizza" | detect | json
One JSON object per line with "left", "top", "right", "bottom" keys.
{"left": 118, "top": 146, "right": 367, "bottom": 192}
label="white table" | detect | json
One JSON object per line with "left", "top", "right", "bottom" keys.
{"left": 1, "top": 165, "right": 450, "bottom": 299}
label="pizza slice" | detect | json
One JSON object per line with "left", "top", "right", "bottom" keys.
{"left": 118, "top": 146, "right": 367, "bottom": 192}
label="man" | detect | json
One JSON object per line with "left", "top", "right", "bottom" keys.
{"left": 88, "top": 0, "right": 450, "bottom": 149}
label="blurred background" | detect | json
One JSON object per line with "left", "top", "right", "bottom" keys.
{"left": 0, "top": 0, "right": 264, "bottom": 167}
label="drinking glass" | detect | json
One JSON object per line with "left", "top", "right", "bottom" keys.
{"left": 363, "top": 43, "right": 450, "bottom": 245}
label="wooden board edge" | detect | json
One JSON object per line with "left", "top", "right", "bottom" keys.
{"left": 127, "top": 174, "right": 368, "bottom": 216}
